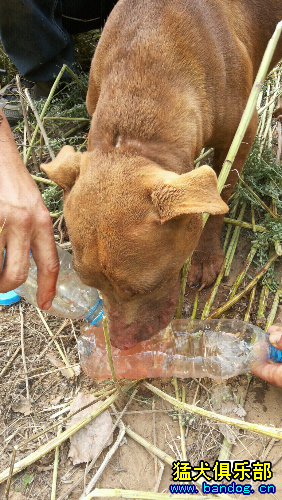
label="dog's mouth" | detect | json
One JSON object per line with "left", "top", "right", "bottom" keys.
{"left": 105, "top": 280, "right": 181, "bottom": 350}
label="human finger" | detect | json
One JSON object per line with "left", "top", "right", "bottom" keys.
{"left": 251, "top": 361, "right": 282, "bottom": 388}
{"left": 30, "top": 212, "right": 59, "bottom": 310}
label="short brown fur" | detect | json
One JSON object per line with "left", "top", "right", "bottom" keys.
{"left": 42, "top": 0, "right": 282, "bottom": 349}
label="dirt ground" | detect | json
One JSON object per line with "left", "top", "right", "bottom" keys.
{"left": 0, "top": 235, "right": 282, "bottom": 500}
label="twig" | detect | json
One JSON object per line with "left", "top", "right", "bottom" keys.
{"left": 201, "top": 257, "right": 227, "bottom": 320}
{"left": 203, "top": 20, "right": 282, "bottom": 227}
{"left": 152, "top": 399, "right": 158, "bottom": 481}
{"left": 265, "top": 276, "right": 282, "bottom": 331}
{"left": 31, "top": 174, "right": 57, "bottom": 186}
{"left": 25, "top": 64, "right": 68, "bottom": 163}
{"left": 227, "top": 244, "right": 258, "bottom": 301}
{"left": 0, "top": 345, "right": 21, "bottom": 379}
{"left": 36, "top": 308, "right": 75, "bottom": 378}
{"left": 51, "top": 425, "right": 62, "bottom": 500}
{"left": 191, "top": 290, "right": 198, "bottom": 319}
{"left": 102, "top": 316, "right": 123, "bottom": 397}
{"left": 3, "top": 446, "right": 17, "bottom": 500}
{"left": 224, "top": 202, "right": 246, "bottom": 276}
{"left": 0, "top": 381, "right": 137, "bottom": 485}
{"left": 81, "top": 424, "right": 126, "bottom": 498}
{"left": 194, "top": 148, "right": 213, "bottom": 165}
{"left": 81, "top": 489, "right": 220, "bottom": 500}
{"left": 36, "top": 319, "right": 69, "bottom": 361}
{"left": 19, "top": 303, "right": 30, "bottom": 402}
{"left": 143, "top": 381, "right": 282, "bottom": 441}
{"left": 223, "top": 218, "right": 265, "bottom": 232}
{"left": 58, "top": 386, "right": 139, "bottom": 500}
{"left": 208, "top": 253, "right": 279, "bottom": 318}
{"left": 173, "top": 378, "right": 187, "bottom": 460}
{"left": 154, "top": 462, "right": 165, "bottom": 493}
{"left": 24, "top": 88, "right": 55, "bottom": 160}
{"left": 121, "top": 425, "right": 231, "bottom": 500}
{"left": 175, "top": 258, "right": 191, "bottom": 319}
{"left": 244, "top": 285, "right": 257, "bottom": 322}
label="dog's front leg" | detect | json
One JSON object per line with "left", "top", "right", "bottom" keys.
{"left": 188, "top": 112, "right": 258, "bottom": 289}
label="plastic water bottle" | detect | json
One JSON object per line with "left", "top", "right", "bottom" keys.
{"left": 0, "top": 246, "right": 103, "bottom": 325}
{"left": 77, "top": 318, "right": 282, "bottom": 379}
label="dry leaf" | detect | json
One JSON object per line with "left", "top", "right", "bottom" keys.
{"left": 47, "top": 353, "right": 72, "bottom": 379}
{"left": 12, "top": 396, "right": 31, "bottom": 416}
{"left": 67, "top": 392, "right": 113, "bottom": 465}
{"left": 217, "top": 423, "right": 238, "bottom": 445}
{"left": 233, "top": 404, "right": 247, "bottom": 417}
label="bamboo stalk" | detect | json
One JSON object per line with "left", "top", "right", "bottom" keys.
{"left": 57, "top": 387, "right": 139, "bottom": 500}
{"left": 0, "top": 381, "right": 136, "bottom": 485}
{"left": 175, "top": 258, "right": 191, "bottom": 319}
{"left": 244, "top": 286, "right": 257, "bottom": 322}
{"left": 194, "top": 147, "right": 213, "bottom": 165}
{"left": 257, "top": 285, "right": 270, "bottom": 322}
{"left": 0, "top": 345, "right": 21, "bottom": 379}
{"left": 201, "top": 257, "right": 227, "bottom": 320}
{"left": 24, "top": 88, "right": 55, "bottom": 160}
{"left": 265, "top": 277, "right": 282, "bottom": 331}
{"left": 51, "top": 425, "right": 62, "bottom": 500}
{"left": 3, "top": 446, "right": 17, "bottom": 500}
{"left": 224, "top": 202, "right": 246, "bottom": 276}
{"left": 19, "top": 304, "right": 30, "bottom": 402}
{"left": 15, "top": 75, "right": 40, "bottom": 175}
{"left": 223, "top": 218, "right": 266, "bottom": 232}
{"left": 115, "top": 423, "right": 231, "bottom": 500}
{"left": 227, "top": 244, "right": 258, "bottom": 301}
{"left": 102, "top": 316, "right": 123, "bottom": 397}
{"left": 238, "top": 177, "right": 278, "bottom": 219}
{"left": 223, "top": 200, "right": 239, "bottom": 253}
{"left": 203, "top": 21, "right": 282, "bottom": 230}
{"left": 25, "top": 64, "right": 68, "bottom": 163}
{"left": 143, "top": 381, "right": 282, "bottom": 441}
{"left": 37, "top": 308, "right": 75, "bottom": 378}
{"left": 31, "top": 174, "right": 57, "bottom": 186}
{"left": 173, "top": 378, "right": 187, "bottom": 460}
{"left": 191, "top": 290, "right": 198, "bottom": 319}
{"left": 82, "top": 489, "right": 220, "bottom": 500}
{"left": 208, "top": 254, "right": 279, "bottom": 319}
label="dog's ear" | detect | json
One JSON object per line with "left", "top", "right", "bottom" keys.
{"left": 41, "top": 146, "right": 82, "bottom": 191}
{"left": 151, "top": 165, "right": 228, "bottom": 223}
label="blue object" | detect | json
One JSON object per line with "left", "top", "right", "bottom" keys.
{"left": 0, "top": 291, "right": 21, "bottom": 306}
{"left": 86, "top": 298, "right": 104, "bottom": 325}
{"left": 270, "top": 344, "right": 282, "bottom": 363}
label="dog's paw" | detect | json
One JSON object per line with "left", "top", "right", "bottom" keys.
{"left": 187, "top": 249, "right": 225, "bottom": 289}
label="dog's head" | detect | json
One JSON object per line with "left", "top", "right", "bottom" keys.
{"left": 42, "top": 146, "right": 228, "bottom": 349}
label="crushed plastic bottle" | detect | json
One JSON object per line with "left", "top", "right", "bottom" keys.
{"left": 13, "top": 246, "right": 103, "bottom": 325}
{"left": 77, "top": 318, "right": 282, "bottom": 379}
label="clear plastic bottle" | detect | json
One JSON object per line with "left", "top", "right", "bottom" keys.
{"left": 14, "top": 246, "right": 103, "bottom": 325}
{"left": 77, "top": 318, "right": 282, "bottom": 379}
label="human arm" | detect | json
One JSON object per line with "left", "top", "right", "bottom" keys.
{"left": 0, "top": 108, "right": 59, "bottom": 309}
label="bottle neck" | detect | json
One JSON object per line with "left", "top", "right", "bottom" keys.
{"left": 85, "top": 298, "right": 104, "bottom": 325}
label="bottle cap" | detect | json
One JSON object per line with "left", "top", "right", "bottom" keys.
{"left": 0, "top": 291, "right": 21, "bottom": 306}
{"left": 269, "top": 344, "right": 282, "bottom": 363}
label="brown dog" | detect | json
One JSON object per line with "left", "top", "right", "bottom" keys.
{"left": 42, "top": 0, "right": 282, "bottom": 350}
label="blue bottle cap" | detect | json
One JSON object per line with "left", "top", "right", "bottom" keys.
{"left": 269, "top": 344, "right": 282, "bottom": 363}
{"left": 0, "top": 291, "right": 21, "bottom": 306}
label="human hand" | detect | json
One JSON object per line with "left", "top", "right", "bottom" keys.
{"left": 251, "top": 325, "right": 282, "bottom": 388}
{"left": 0, "top": 109, "right": 59, "bottom": 309}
